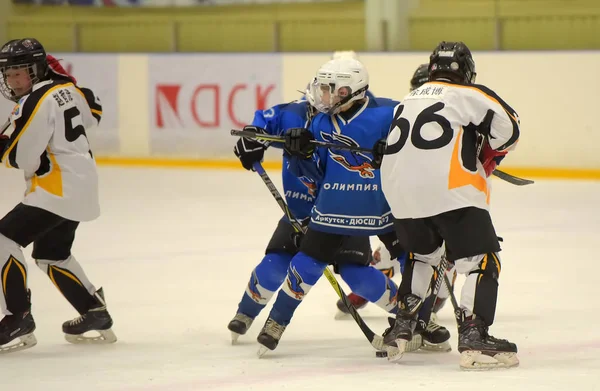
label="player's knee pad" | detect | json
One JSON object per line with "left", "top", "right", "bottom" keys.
{"left": 254, "top": 251, "right": 293, "bottom": 291}
{"left": 398, "top": 252, "right": 437, "bottom": 300}
{"left": 454, "top": 253, "right": 497, "bottom": 277}
{"left": 459, "top": 252, "right": 501, "bottom": 325}
{"left": 36, "top": 256, "right": 97, "bottom": 314}
{"left": 280, "top": 252, "right": 327, "bottom": 301}
{"left": 339, "top": 264, "right": 387, "bottom": 302}
{"left": 474, "top": 252, "right": 501, "bottom": 280}
{"left": 371, "top": 244, "right": 401, "bottom": 277}
{"left": 413, "top": 245, "right": 445, "bottom": 267}
{"left": 289, "top": 252, "right": 327, "bottom": 285}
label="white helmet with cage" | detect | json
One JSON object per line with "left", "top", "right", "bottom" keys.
{"left": 309, "top": 58, "right": 369, "bottom": 115}
{"left": 331, "top": 50, "right": 358, "bottom": 60}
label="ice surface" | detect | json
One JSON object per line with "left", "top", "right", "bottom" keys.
{"left": 1, "top": 167, "right": 598, "bottom": 390}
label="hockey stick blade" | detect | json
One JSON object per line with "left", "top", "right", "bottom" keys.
{"left": 232, "top": 129, "right": 373, "bottom": 154}
{"left": 252, "top": 162, "right": 384, "bottom": 351}
{"left": 492, "top": 169, "right": 534, "bottom": 186}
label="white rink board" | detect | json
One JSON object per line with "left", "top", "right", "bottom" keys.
{"left": 0, "top": 52, "right": 599, "bottom": 171}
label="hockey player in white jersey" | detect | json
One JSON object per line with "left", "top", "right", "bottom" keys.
{"left": 335, "top": 63, "right": 457, "bottom": 322}
{"left": 0, "top": 38, "right": 116, "bottom": 353}
{"left": 380, "top": 41, "right": 519, "bottom": 369}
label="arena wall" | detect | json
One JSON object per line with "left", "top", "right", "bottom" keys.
{"left": 1, "top": 51, "right": 598, "bottom": 179}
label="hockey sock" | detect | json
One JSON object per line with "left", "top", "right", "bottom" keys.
{"left": 237, "top": 251, "right": 292, "bottom": 319}
{"left": 0, "top": 234, "right": 29, "bottom": 314}
{"left": 36, "top": 256, "right": 97, "bottom": 315}
{"left": 339, "top": 263, "right": 398, "bottom": 313}
{"left": 456, "top": 252, "right": 501, "bottom": 325}
{"left": 269, "top": 252, "right": 327, "bottom": 325}
{"left": 398, "top": 246, "right": 445, "bottom": 301}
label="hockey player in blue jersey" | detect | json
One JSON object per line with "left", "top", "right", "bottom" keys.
{"left": 254, "top": 58, "right": 449, "bottom": 356}
{"left": 227, "top": 91, "right": 399, "bottom": 344}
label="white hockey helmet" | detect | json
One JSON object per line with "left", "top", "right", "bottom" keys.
{"left": 332, "top": 50, "right": 358, "bottom": 60}
{"left": 309, "top": 58, "right": 369, "bottom": 115}
{"left": 304, "top": 77, "right": 319, "bottom": 119}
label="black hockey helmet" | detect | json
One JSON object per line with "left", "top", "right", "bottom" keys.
{"left": 428, "top": 41, "right": 476, "bottom": 84}
{"left": 410, "top": 63, "right": 429, "bottom": 91}
{"left": 0, "top": 38, "right": 48, "bottom": 102}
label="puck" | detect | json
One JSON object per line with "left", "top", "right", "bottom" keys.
{"left": 375, "top": 350, "right": 388, "bottom": 358}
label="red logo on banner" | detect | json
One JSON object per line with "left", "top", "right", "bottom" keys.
{"left": 155, "top": 83, "right": 276, "bottom": 129}
{"left": 156, "top": 85, "right": 183, "bottom": 128}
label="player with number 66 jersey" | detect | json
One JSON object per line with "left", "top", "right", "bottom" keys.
{"left": 380, "top": 41, "right": 520, "bottom": 370}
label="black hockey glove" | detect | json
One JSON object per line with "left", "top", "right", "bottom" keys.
{"left": 371, "top": 138, "right": 387, "bottom": 169}
{"left": 284, "top": 128, "right": 315, "bottom": 159}
{"left": 233, "top": 125, "right": 269, "bottom": 171}
{"left": 0, "top": 135, "right": 9, "bottom": 162}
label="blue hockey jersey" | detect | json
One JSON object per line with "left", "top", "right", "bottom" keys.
{"left": 288, "top": 97, "right": 400, "bottom": 235}
{"left": 251, "top": 100, "right": 317, "bottom": 221}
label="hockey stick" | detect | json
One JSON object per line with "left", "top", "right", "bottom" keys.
{"left": 442, "top": 264, "right": 462, "bottom": 330}
{"left": 252, "top": 161, "right": 385, "bottom": 350}
{"left": 232, "top": 129, "right": 373, "bottom": 154}
{"left": 477, "top": 132, "right": 534, "bottom": 186}
{"left": 233, "top": 130, "right": 533, "bottom": 186}
{"left": 492, "top": 170, "right": 534, "bottom": 186}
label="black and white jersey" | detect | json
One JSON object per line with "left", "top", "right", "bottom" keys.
{"left": 2, "top": 79, "right": 103, "bottom": 222}
{"left": 381, "top": 81, "right": 520, "bottom": 219}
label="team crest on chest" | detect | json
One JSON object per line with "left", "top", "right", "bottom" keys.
{"left": 320, "top": 131, "right": 375, "bottom": 179}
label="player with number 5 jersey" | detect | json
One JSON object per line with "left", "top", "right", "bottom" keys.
{"left": 0, "top": 38, "right": 116, "bottom": 354}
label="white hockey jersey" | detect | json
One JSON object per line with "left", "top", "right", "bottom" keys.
{"left": 380, "top": 81, "right": 520, "bottom": 219}
{"left": 1, "top": 79, "right": 103, "bottom": 222}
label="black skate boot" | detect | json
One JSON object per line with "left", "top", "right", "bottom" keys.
{"left": 334, "top": 293, "right": 368, "bottom": 319}
{"left": 458, "top": 316, "right": 518, "bottom": 370}
{"left": 378, "top": 317, "right": 422, "bottom": 357}
{"left": 415, "top": 318, "right": 451, "bottom": 352}
{"left": 0, "top": 310, "right": 37, "bottom": 354}
{"left": 227, "top": 313, "right": 254, "bottom": 344}
{"left": 256, "top": 317, "right": 286, "bottom": 357}
{"left": 62, "top": 288, "right": 117, "bottom": 344}
{"left": 382, "top": 293, "right": 423, "bottom": 362}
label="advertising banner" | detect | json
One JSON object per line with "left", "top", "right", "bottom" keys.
{"left": 149, "top": 54, "right": 283, "bottom": 159}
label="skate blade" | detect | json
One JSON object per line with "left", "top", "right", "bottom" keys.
{"left": 421, "top": 339, "right": 452, "bottom": 353}
{"left": 459, "top": 350, "right": 519, "bottom": 370}
{"left": 65, "top": 328, "right": 117, "bottom": 345}
{"left": 386, "top": 339, "right": 408, "bottom": 362}
{"left": 231, "top": 331, "right": 242, "bottom": 345}
{"left": 257, "top": 345, "right": 270, "bottom": 358}
{"left": 0, "top": 333, "right": 37, "bottom": 354}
